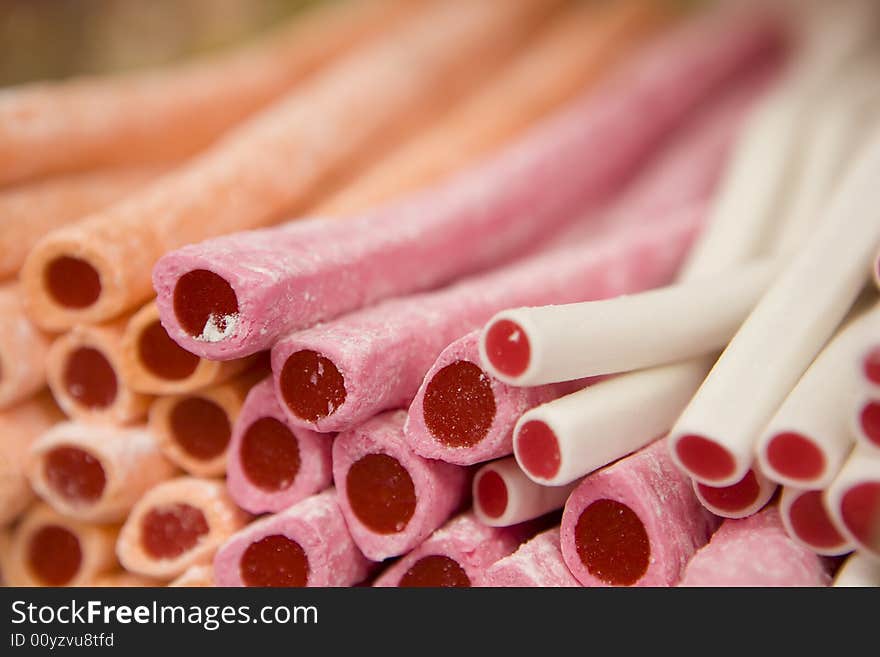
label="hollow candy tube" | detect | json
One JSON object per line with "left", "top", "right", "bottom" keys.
{"left": 780, "top": 487, "right": 854, "bottom": 556}
{"left": 824, "top": 446, "right": 880, "bottom": 558}
{"left": 692, "top": 467, "right": 778, "bottom": 519}
{"left": 479, "top": 528, "right": 580, "bottom": 588}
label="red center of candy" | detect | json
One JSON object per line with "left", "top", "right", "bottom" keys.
{"left": 696, "top": 469, "right": 760, "bottom": 513}
{"left": 346, "top": 453, "right": 416, "bottom": 534}
{"left": 240, "top": 417, "right": 301, "bottom": 492}
{"left": 484, "top": 319, "right": 531, "bottom": 378}
{"left": 240, "top": 535, "right": 309, "bottom": 587}
{"left": 516, "top": 420, "right": 561, "bottom": 480}
{"left": 674, "top": 434, "right": 736, "bottom": 481}
{"left": 422, "top": 360, "right": 496, "bottom": 448}
{"left": 63, "top": 347, "right": 118, "bottom": 409}
{"left": 398, "top": 555, "right": 471, "bottom": 587}
{"left": 169, "top": 397, "right": 232, "bottom": 461}
{"left": 476, "top": 470, "right": 508, "bottom": 519}
{"left": 137, "top": 320, "right": 200, "bottom": 380}
{"left": 28, "top": 525, "right": 82, "bottom": 586}
{"left": 174, "top": 269, "right": 238, "bottom": 338}
{"left": 863, "top": 347, "right": 880, "bottom": 386}
{"left": 765, "top": 432, "right": 825, "bottom": 481}
{"left": 280, "top": 350, "right": 346, "bottom": 423}
{"left": 45, "top": 256, "right": 102, "bottom": 309}
{"left": 575, "top": 498, "right": 650, "bottom": 586}
{"left": 44, "top": 446, "right": 107, "bottom": 504}
{"left": 788, "top": 490, "right": 846, "bottom": 550}
{"left": 141, "top": 503, "right": 209, "bottom": 560}
{"left": 859, "top": 401, "right": 880, "bottom": 448}
{"left": 840, "top": 482, "right": 880, "bottom": 551}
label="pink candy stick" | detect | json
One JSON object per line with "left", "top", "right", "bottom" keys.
{"left": 561, "top": 438, "right": 718, "bottom": 587}
{"left": 679, "top": 506, "right": 831, "bottom": 587}
{"left": 480, "top": 528, "right": 581, "bottom": 587}
{"left": 214, "top": 489, "right": 371, "bottom": 587}
{"left": 226, "top": 378, "right": 333, "bottom": 514}
{"left": 373, "top": 512, "right": 524, "bottom": 587}
{"left": 406, "top": 330, "right": 588, "bottom": 465}
{"left": 153, "top": 7, "right": 782, "bottom": 361}
{"left": 332, "top": 410, "right": 469, "bottom": 560}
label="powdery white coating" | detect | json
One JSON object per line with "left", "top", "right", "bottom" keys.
{"left": 153, "top": 6, "right": 783, "bottom": 361}
{"left": 0, "top": 283, "right": 50, "bottom": 410}
{"left": 332, "top": 410, "right": 469, "bottom": 560}
{"left": 214, "top": 489, "right": 371, "bottom": 587}
{"left": 169, "top": 564, "right": 215, "bottom": 587}
{"left": 679, "top": 506, "right": 831, "bottom": 586}
{"left": 833, "top": 553, "right": 880, "bottom": 587}
{"left": 480, "top": 528, "right": 581, "bottom": 587}
{"left": 28, "top": 421, "right": 175, "bottom": 523}
{"left": 561, "top": 438, "right": 718, "bottom": 587}
{"left": 226, "top": 378, "right": 333, "bottom": 514}
{"left": 373, "top": 512, "right": 523, "bottom": 587}
{"left": 406, "top": 331, "right": 587, "bottom": 465}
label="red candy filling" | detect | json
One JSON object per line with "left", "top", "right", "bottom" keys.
{"left": 398, "top": 555, "right": 470, "bottom": 587}
{"left": 169, "top": 396, "right": 231, "bottom": 461}
{"left": 840, "top": 482, "right": 880, "bottom": 550}
{"left": 765, "top": 432, "right": 825, "bottom": 481}
{"left": 44, "top": 446, "right": 107, "bottom": 504}
{"left": 137, "top": 319, "right": 200, "bottom": 380}
{"left": 240, "top": 535, "right": 309, "bottom": 587}
{"left": 423, "top": 360, "right": 495, "bottom": 448}
{"left": 140, "top": 503, "right": 209, "bottom": 560}
{"left": 484, "top": 319, "right": 531, "bottom": 378}
{"left": 280, "top": 350, "right": 346, "bottom": 423}
{"left": 516, "top": 420, "right": 561, "bottom": 480}
{"left": 63, "top": 347, "right": 118, "bottom": 409}
{"left": 575, "top": 499, "right": 650, "bottom": 586}
{"left": 476, "top": 470, "right": 508, "bottom": 519}
{"left": 788, "top": 490, "right": 846, "bottom": 549}
{"left": 28, "top": 525, "right": 82, "bottom": 585}
{"left": 45, "top": 256, "right": 101, "bottom": 309}
{"left": 173, "top": 269, "right": 238, "bottom": 338}
{"left": 674, "top": 434, "right": 736, "bottom": 481}
{"left": 696, "top": 469, "right": 760, "bottom": 512}
{"left": 346, "top": 453, "right": 416, "bottom": 534}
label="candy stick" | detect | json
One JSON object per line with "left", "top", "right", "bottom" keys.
{"left": 153, "top": 6, "right": 782, "bottom": 361}
{"left": 5, "top": 503, "right": 118, "bottom": 587}
{"left": 214, "top": 489, "right": 371, "bottom": 587}
{"left": 117, "top": 477, "right": 248, "bottom": 580}
{"left": 854, "top": 395, "right": 880, "bottom": 451}
{"left": 121, "top": 301, "right": 258, "bottom": 395}
{"left": 560, "top": 439, "right": 717, "bottom": 587}
{"left": 473, "top": 458, "right": 578, "bottom": 528}
{"left": 833, "top": 553, "right": 880, "bottom": 587}
{"left": 692, "top": 467, "right": 778, "bottom": 519}
{"left": 679, "top": 506, "right": 831, "bottom": 587}
{"left": 0, "top": 0, "right": 417, "bottom": 186}
{"left": 45, "top": 317, "right": 152, "bottom": 425}
{"left": 373, "top": 513, "right": 524, "bottom": 587}
{"left": 780, "top": 487, "right": 854, "bottom": 556}
{"left": 21, "top": 0, "right": 559, "bottom": 332}
{"left": 318, "top": 0, "right": 668, "bottom": 215}
{"left": 756, "top": 302, "right": 880, "bottom": 488}
{"left": 825, "top": 446, "right": 880, "bottom": 557}
{"left": 169, "top": 565, "right": 215, "bottom": 588}
{"left": 0, "top": 284, "right": 50, "bottom": 410}
{"left": 226, "top": 378, "right": 333, "bottom": 515}
{"left": 27, "top": 421, "right": 174, "bottom": 523}
{"left": 479, "top": 528, "right": 580, "bottom": 588}
{"left": 0, "top": 393, "right": 63, "bottom": 526}
{"left": 671, "top": 131, "right": 880, "bottom": 487}
{"left": 148, "top": 366, "right": 267, "bottom": 477}
{"left": 405, "top": 330, "right": 588, "bottom": 466}
{"left": 332, "top": 410, "right": 468, "bottom": 561}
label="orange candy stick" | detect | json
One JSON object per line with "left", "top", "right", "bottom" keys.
{"left": 0, "top": 393, "right": 64, "bottom": 526}
{"left": 0, "top": 284, "right": 50, "bottom": 410}
{"left": 6, "top": 503, "right": 119, "bottom": 587}
{"left": 320, "top": 0, "right": 669, "bottom": 215}
{"left": 28, "top": 421, "right": 175, "bottom": 524}
{"left": 20, "top": 0, "right": 560, "bottom": 331}
{"left": 149, "top": 366, "right": 268, "bottom": 478}
{"left": 0, "top": 0, "right": 418, "bottom": 186}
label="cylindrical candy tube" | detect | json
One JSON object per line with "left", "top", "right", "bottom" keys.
{"left": 28, "top": 421, "right": 175, "bottom": 523}
{"left": 332, "top": 411, "right": 469, "bottom": 560}
{"left": 692, "top": 466, "right": 778, "bottom": 519}
{"left": 473, "top": 458, "right": 578, "bottom": 528}
{"left": 169, "top": 565, "right": 215, "bottom": 588}
{"left": 214, "top": 489, "right": 371, "bottom": 587}
{"left": 480, "top": 528, "right": 581, "bottom": 587}
{"left": 226, "top": 378, "right": 333, "bottom": 514}
{"left": 824, "top": 446, "right": 880, "bottom": 557}
{"left": 6, "top": 503, "right": 119, "bottom": 587}
{"left": 117, "top": 477, "right": 248, "bottom": 580}
{"left": 406, "top": 331, "right": 586, "bottom": 465}
{"left": 679, "top": 506, "right": 831, "bottom": 586}
{"left": 373, "top": 513, "right": 524, "bottom": 587}
{"left": 560, "top": 439, "right": 718, "bottom": 587}
{"left": 780, "top": 487, "right": 854, "bottom": 556}
{"left": 833, "top": 553, "right": 880, "bottom": 587}
{"left": 0, "top": 284, "right": 50, "bottom": 410}
{"left": 46, "top": 317, "right": 153, "bottom": 425}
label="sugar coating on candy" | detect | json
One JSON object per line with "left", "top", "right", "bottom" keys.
{"left": 28, "top": 525, "right": 82, "bottom": 586}
{"left": 841, "top": 482, "right": 880, "bottom": 551}
{"left": 240, "top": 535, "right": 309, "bottom": 588}
{"left": 45, "top": 256, "right": 101, "bottom": 309}
{"left": 765, "top": 432, "right": 825, "bottom": 480}
{"left": 346, "top": 453, "right": 417, "bottom": 534}
{"left": 398, "top": 555, "right": 471, "bottom": 587}
{"left": 63, "top": 347, "right": 118, "bottom": 409}
{"left": 482, "top": 528, "right": 580, "bottom": 587}
{"left": 240, "top": 417, "right": 302, "bottom": 492}
{"left": 137, "top": 320, "right": 199, "bottom": 380}
{"left": 169, "top": 397, "right": 231, "bottom": 461}
{"left": 788, "top": 490, "right": 847, "bottom": 550}
{"left": 423, "top": 360, "right": 495, "bottom": 448}
{"left": 141, "top": 503, "right": 210, "bottom": 560}
{"left": 575, "top": 499, "right": 650, "bottom": 586}
{"left": 858, "top": 402, "right": 880, "bottom": 447}
{"left": 44, "top": 446, "right": 107, "bottom": 504}
{"left": 173, "top": 269, "right": 239, "bottom": 342}
{"left": 484, "top": 318, "right": 531, "bottom": 378}
{"left": 863, "top": 347, "right": 880, "bottom": 385}
{"left": 696, "top": 470, "right": 760, "bottom": 513}
{"left": 674, "top": 433, "right": 736, "bottom": 481}
{"left": 280, "top": 350, "right": 346, "bottom": 422}
{"left": 476, "top": 470, "right": 508, "bottom": 519}
{"left": 516, "top": 420, "right": 561, "bottom": 479}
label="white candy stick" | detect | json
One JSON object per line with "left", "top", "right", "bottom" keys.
{"left": 852, "top": 392, "right": 880, "bottom": 453}
{"left": 692, "top": 466, "right": 777, "bottom": 519}
{"left": 833, "top": 553, "right": 880, "bottom": 586}
{"left": 825, "top": 446, "right": 880, "bottom": 558}
{"left": 780, "top": 486, "right": 855, "bottom": 556}
{"left": 472, "top": 457, "right": 577, "bottom": 527}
